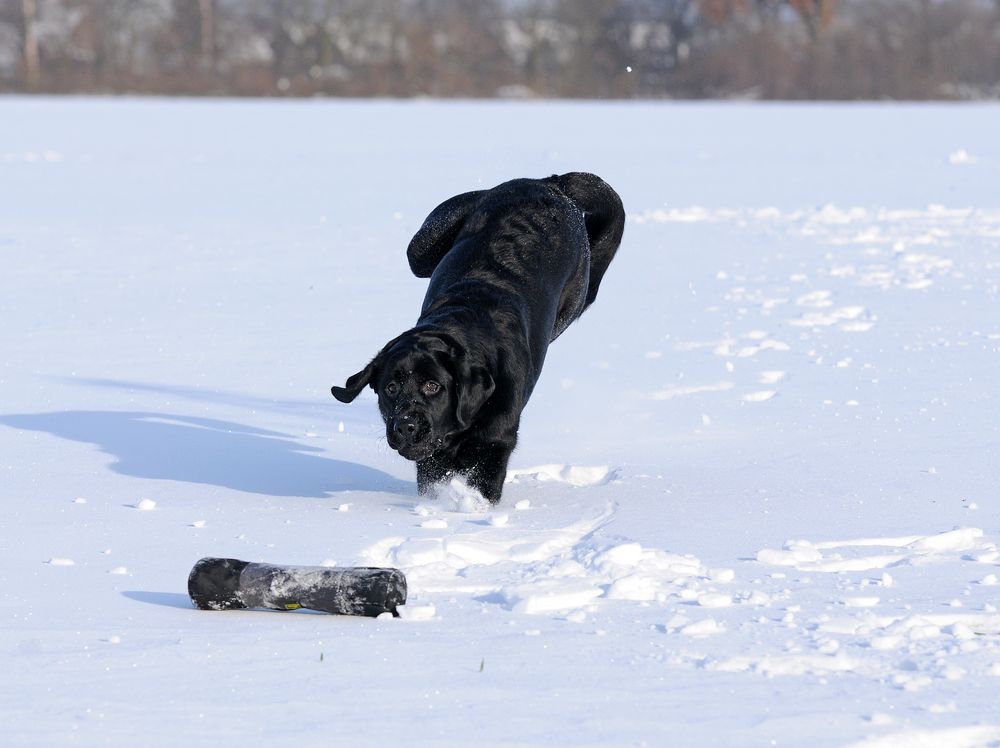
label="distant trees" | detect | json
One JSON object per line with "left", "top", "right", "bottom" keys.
{"left": 0, "top": 0, "right": 998, "bottom": 99}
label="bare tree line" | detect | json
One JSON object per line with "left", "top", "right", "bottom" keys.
{"left": 1, "top": 0, "right": 998, "bottom": 99}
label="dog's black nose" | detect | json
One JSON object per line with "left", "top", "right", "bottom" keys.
{"left": 394, "top": 419, "right": 417, "bottom": 436}
{"left": 391, "top": 414, "right": 427, "bottom": 445}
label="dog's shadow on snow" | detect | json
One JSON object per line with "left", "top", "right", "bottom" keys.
{"left": 0, "top": 411, "right": 411, "bottom": 498}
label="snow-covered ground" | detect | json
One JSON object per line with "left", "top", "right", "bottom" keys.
{"left": 2, "top": 98, "right": 999, "bottom": 747}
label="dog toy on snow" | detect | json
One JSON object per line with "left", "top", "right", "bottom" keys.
{"left": 187, "top": 557, "right": 407, "bottom": 617}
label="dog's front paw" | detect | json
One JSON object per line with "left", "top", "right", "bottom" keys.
{"left": 465, "top": 465, "right": 506, "bottom": 505}
{"left": 416, "top": 459, "right": 451, "bottom": 496}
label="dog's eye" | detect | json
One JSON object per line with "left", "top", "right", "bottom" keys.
{"left": 384, "top": 382, "right": 399, "bottom": 397}
{"left": 422, "top": 381, "right": 441, "bottom": 395}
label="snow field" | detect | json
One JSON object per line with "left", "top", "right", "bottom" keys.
{"left": 2, "top": 98, "right": 1000, "bottom": 747}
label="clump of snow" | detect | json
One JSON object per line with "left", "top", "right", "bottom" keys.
{"left": 696, "top": 592, "right": 732, "bottom": 608}
{"left": 757, "top": 528, "right": 996, "bottom": 572}
{"left": 843, "top": 596, "right": 880, "bottom": 608}
{"left": 681, "top": 618, "right": 725, "bottom": 636}
{"left": 132, "top": 498, "right": 156, "bottom": 511}
{"left": 714, "top": 653, "right": 861, "bottom": 677}
{"left": 948, "top": 148, "right": 975, "bottom": 165}
{"left": 866, "top": 713, "right": 894, "bottom": 726}
{"left": 505, "top": 581, "right": 603, "bottom": 614}
{"left": 397, "top": 603, "right": 436, "bottom": 621}
{"left": 709, "top": 568, "right": 735, "bottom": 583}
{"left": 505, "top": 464, "right": 614, "bottom": 487}
{"left": 365, "top": 505, "right": 728, "bottom": 619}
{"left": 651, "top": 382, "right": 733, "bottom": 401}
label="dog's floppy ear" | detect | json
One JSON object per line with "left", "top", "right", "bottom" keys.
{"left": 455, "top": 364, "right": 495, "bottom": 429}
{"left": 331, "top": 358, "right": 379, "bottom": 403}
{"left": 406, "top": 189, "right": 485, "bottom": 278}
{"left": 332, "top": 332, "right": 413, "bottom": 403}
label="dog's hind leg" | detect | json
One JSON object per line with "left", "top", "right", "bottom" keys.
{"left": 549, "top": 172, "right": 625, "bottom": 308}
{"left": 406, "top": 190, "right": 485, "bottom": 278}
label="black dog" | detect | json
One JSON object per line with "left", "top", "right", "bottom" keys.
{"left": 332, "top": 172, "right": 624, "bottom": 503}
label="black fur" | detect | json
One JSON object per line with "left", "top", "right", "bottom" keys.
{"left": 332, "top": 172, "right": 624, "bottom": 503}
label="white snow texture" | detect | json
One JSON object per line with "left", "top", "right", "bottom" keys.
{"left": 2, "top": 98, "right": 999, "bottom": 747}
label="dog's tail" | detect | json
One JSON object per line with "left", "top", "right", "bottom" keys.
{"left": 548, "top": 172, "right": 625, "bottom": 308}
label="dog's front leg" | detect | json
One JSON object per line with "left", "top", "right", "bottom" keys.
{"left": 416, "top": 457, "right": 452, "bottom": 495}
{"left": 464, "top": 443, "right": 513, "bottom": 505}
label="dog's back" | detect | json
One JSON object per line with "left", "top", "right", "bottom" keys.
{"left": 408, "top": 173, "right": 624, "bottom": 349}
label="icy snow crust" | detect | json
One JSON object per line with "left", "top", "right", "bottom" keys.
{"left": 2, "top": 98, "right": 1000, "bottom": 746}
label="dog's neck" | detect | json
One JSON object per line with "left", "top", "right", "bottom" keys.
{"left": 419, "top": 286, "right": 515, "bottom": 337}
{"left": 417, "top": 290, "right": 535, "bottom": 388}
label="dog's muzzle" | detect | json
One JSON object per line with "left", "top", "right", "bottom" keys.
{"left": 387, "top": 410, "right": 435, "bottom": 460}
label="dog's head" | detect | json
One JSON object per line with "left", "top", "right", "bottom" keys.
{"left": 331, "top": 330, "right": 495, "bottom": 461}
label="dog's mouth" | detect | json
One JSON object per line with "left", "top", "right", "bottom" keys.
{"left": 384, "top": 409, "right": 444, "bottom": 461}
{"left": 388, "top": 434, "right": 444, "bottom": 462}
{"left": 393, "top": 441, "right": 441, "bottom": 462}
{"left": 390, "top": 444, "right": 434, "bottom": 462}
